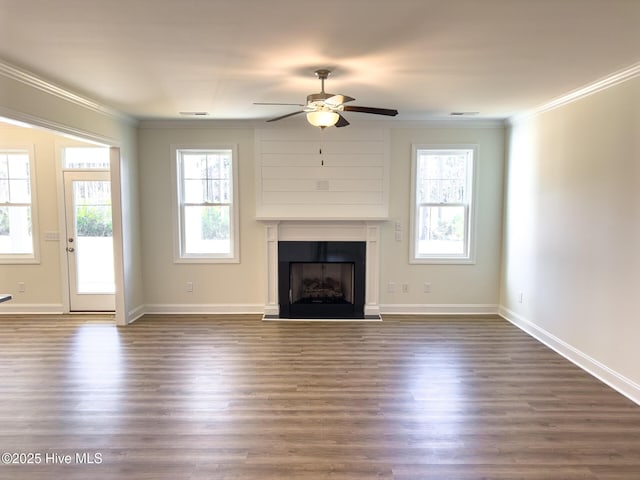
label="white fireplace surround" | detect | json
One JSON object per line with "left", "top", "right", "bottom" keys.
{"left": 262, "top": 221, "right": 382, "bottom": 319}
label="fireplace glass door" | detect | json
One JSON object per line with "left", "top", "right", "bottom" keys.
{"left": 290, "top": 262, "right": 354, "bottom": 305}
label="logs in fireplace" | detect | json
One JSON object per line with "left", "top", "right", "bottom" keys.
{"left": 290, "top": 262, "right": 353, "bottom": 304}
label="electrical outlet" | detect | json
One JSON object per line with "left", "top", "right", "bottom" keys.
{"left": 423, "top": 282, "right": 431, "bottom": 293}
{"left": 17, "top": 282, "right": 26, "bottom": 293}
{"left": 387, "top": 282, "right": 396, "bottom": 293}
{"left": 316, "top": 180, "right": 330, "bottom": 191}
{"left": 517, "top": 292, "right": 524, "bottom": 303}
{"left": 186, "top": 281, "right": 194, "bottom": 293}
{"left": 402, "top": 283, "right": 409, "bottom": 294}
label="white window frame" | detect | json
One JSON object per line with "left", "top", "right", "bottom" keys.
{"left": 410, "top": 144, "right": 478, "bottom": 264}
{"left": 0, "top": 145, "right": 40, "bottom": 264}
{"left": 171, "top": 145, "right": 240, "bottom": 263}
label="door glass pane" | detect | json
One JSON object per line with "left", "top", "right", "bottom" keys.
{"left": 73, "top": 180, "right": 115, "bottom": 293}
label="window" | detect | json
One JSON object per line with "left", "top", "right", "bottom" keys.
{"left": 0, "top": 148, "right": 38, "bottom": 262}
{"left": 63, "top": 147, "right": 110, "bottom": 169}
{"left": 411, "top": 146, "right": 476, "bottom": 263}
{"left": 173, "top": 146, "right": 239, "bottom": 262}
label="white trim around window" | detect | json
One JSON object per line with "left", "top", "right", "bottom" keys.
{"left": 410, "top": 144, "right": 478, "bottom": 264}
{"left": 0, "top": 144, "right": 40, "bottom": 264}
{"left": 171, "top": 145, "right": 240, "bottom": 263}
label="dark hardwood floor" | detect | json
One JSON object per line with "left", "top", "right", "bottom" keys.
{"left": 0, "top": 314, "right": 639, "bottom": 479}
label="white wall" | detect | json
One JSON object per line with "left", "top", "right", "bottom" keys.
{"left": 138, "top": 125, "right": 265, "bottom": 312}
{"left": 381, "top": 126, "right": 505, "bottom": 312}
{"left": 501, "top": 76, "right": 640, "bottom": 400}
{"left": 115, "top": 126, "right": 144, "bottom": 322}
{"left": 138, "top": 121, "right": 505, "bottom": 314}
{"left": 0, "top": 126, "right": 65, "bottom": 310}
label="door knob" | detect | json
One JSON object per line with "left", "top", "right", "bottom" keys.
{"left": 67, "top": 247, "right": 75, "bottom": 253}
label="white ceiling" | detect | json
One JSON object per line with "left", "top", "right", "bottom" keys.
{"left": 0, "top": 0, "right": 638, "bottom": 123}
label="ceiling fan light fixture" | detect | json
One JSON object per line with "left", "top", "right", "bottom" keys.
{"left": 257, "top": 69, "right": 398, "bottom": 127}
{"left": 306, "top": 110, "right": 339, "bottom": 128}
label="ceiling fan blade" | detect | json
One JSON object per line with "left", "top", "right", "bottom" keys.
{"left": 325, "top": 94, "right": 356, "bottom": 107}
{"left": 335, "top": 114, "right": 350, "bottom": 128}
{"left": 266, "top": 110, "right": 305, "bottom": 122}
{"left": 254, "top": 102, "right": 305, "bottom": 106}
{"left": 343, "top": 105, "right": 399, "bottom": 116}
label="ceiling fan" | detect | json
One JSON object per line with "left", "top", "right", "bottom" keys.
{"left": 254, "top": 69, "right": 399, "bottom": 128}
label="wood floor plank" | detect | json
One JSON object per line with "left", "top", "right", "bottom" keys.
{"left": 0, "top": 314, "right": 639, "bottom": 479}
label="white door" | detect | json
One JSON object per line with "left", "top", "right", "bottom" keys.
{"left": 63, "top": 171, "right": 115, "bottom": 311}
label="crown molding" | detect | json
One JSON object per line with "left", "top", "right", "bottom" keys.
{"left": 138, "top": 119, "right": 262, "bottom": 129}
{"left": 0, "top": 59, "right": 136, "bottom": 125}
{"left": 138, "top": 117, "right": 506, "bottom": 130}
{"left": 509, "top": 62, "right": 640, "bottom": 125}
{"left": 391, "top": 118, "right": 506, "bottom": 129}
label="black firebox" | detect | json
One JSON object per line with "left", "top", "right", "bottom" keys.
{"left": 278, "top": 241, "right": 366, "bottom": 319}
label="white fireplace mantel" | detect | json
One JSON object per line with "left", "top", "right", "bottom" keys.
{"left": 262, "top": 220, "right": 383, "bottom": 319}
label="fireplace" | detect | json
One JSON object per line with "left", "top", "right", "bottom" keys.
{"left": 278, "top": 241, "right": 366, "bottom": 319}
{"left": 261, "top": 221, "right": 382, "bottom": 320}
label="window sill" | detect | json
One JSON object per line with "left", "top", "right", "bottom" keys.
{"left": 174, "top": 256, "right": 240, "bottom": 264}
{"left": 0, "top": 256, "right": 40, "bottom": 265}
{"left": 410, "top": 257, "right": 476, "bottom": 265}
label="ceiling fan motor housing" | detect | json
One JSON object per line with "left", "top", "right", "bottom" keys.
{"left": 307, "top": 92, "right": 333, "bottom": 103}
{"left": 305, "top": 69, "right": 337, "bottom": 111}
{"left": 305, "top": 92, "right": 338, "bottom": 112}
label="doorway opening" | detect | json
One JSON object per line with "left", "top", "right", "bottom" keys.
{"left": 61, "top": 147, "right": 115, "bottom": 312}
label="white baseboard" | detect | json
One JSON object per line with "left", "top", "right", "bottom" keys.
{"left": 143, "top": 303, "right": 265, "bottom": 315}
{"left": 364, "top": 304, "right": 381, "bottom": 317}
{"left": 127, "top": 304, "right": 146, "bottom": 324}
{"left": 138, "top": 303, "right": 498, "bottom": 317}
{"left": 263, "top": 305, "right": 279, "bottom": 317}
{"left": 380, "top": 303, "right": 499, "bottom": 315}
{"left": 499, "top": 306, "right": 640, "bottom": 406}
{"left": 0, "top": 303, "right": 64, "bottom": 315}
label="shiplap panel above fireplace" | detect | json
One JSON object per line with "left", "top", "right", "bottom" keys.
{"left": 255, "top": 127, "right": 390, "bottom": 220}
